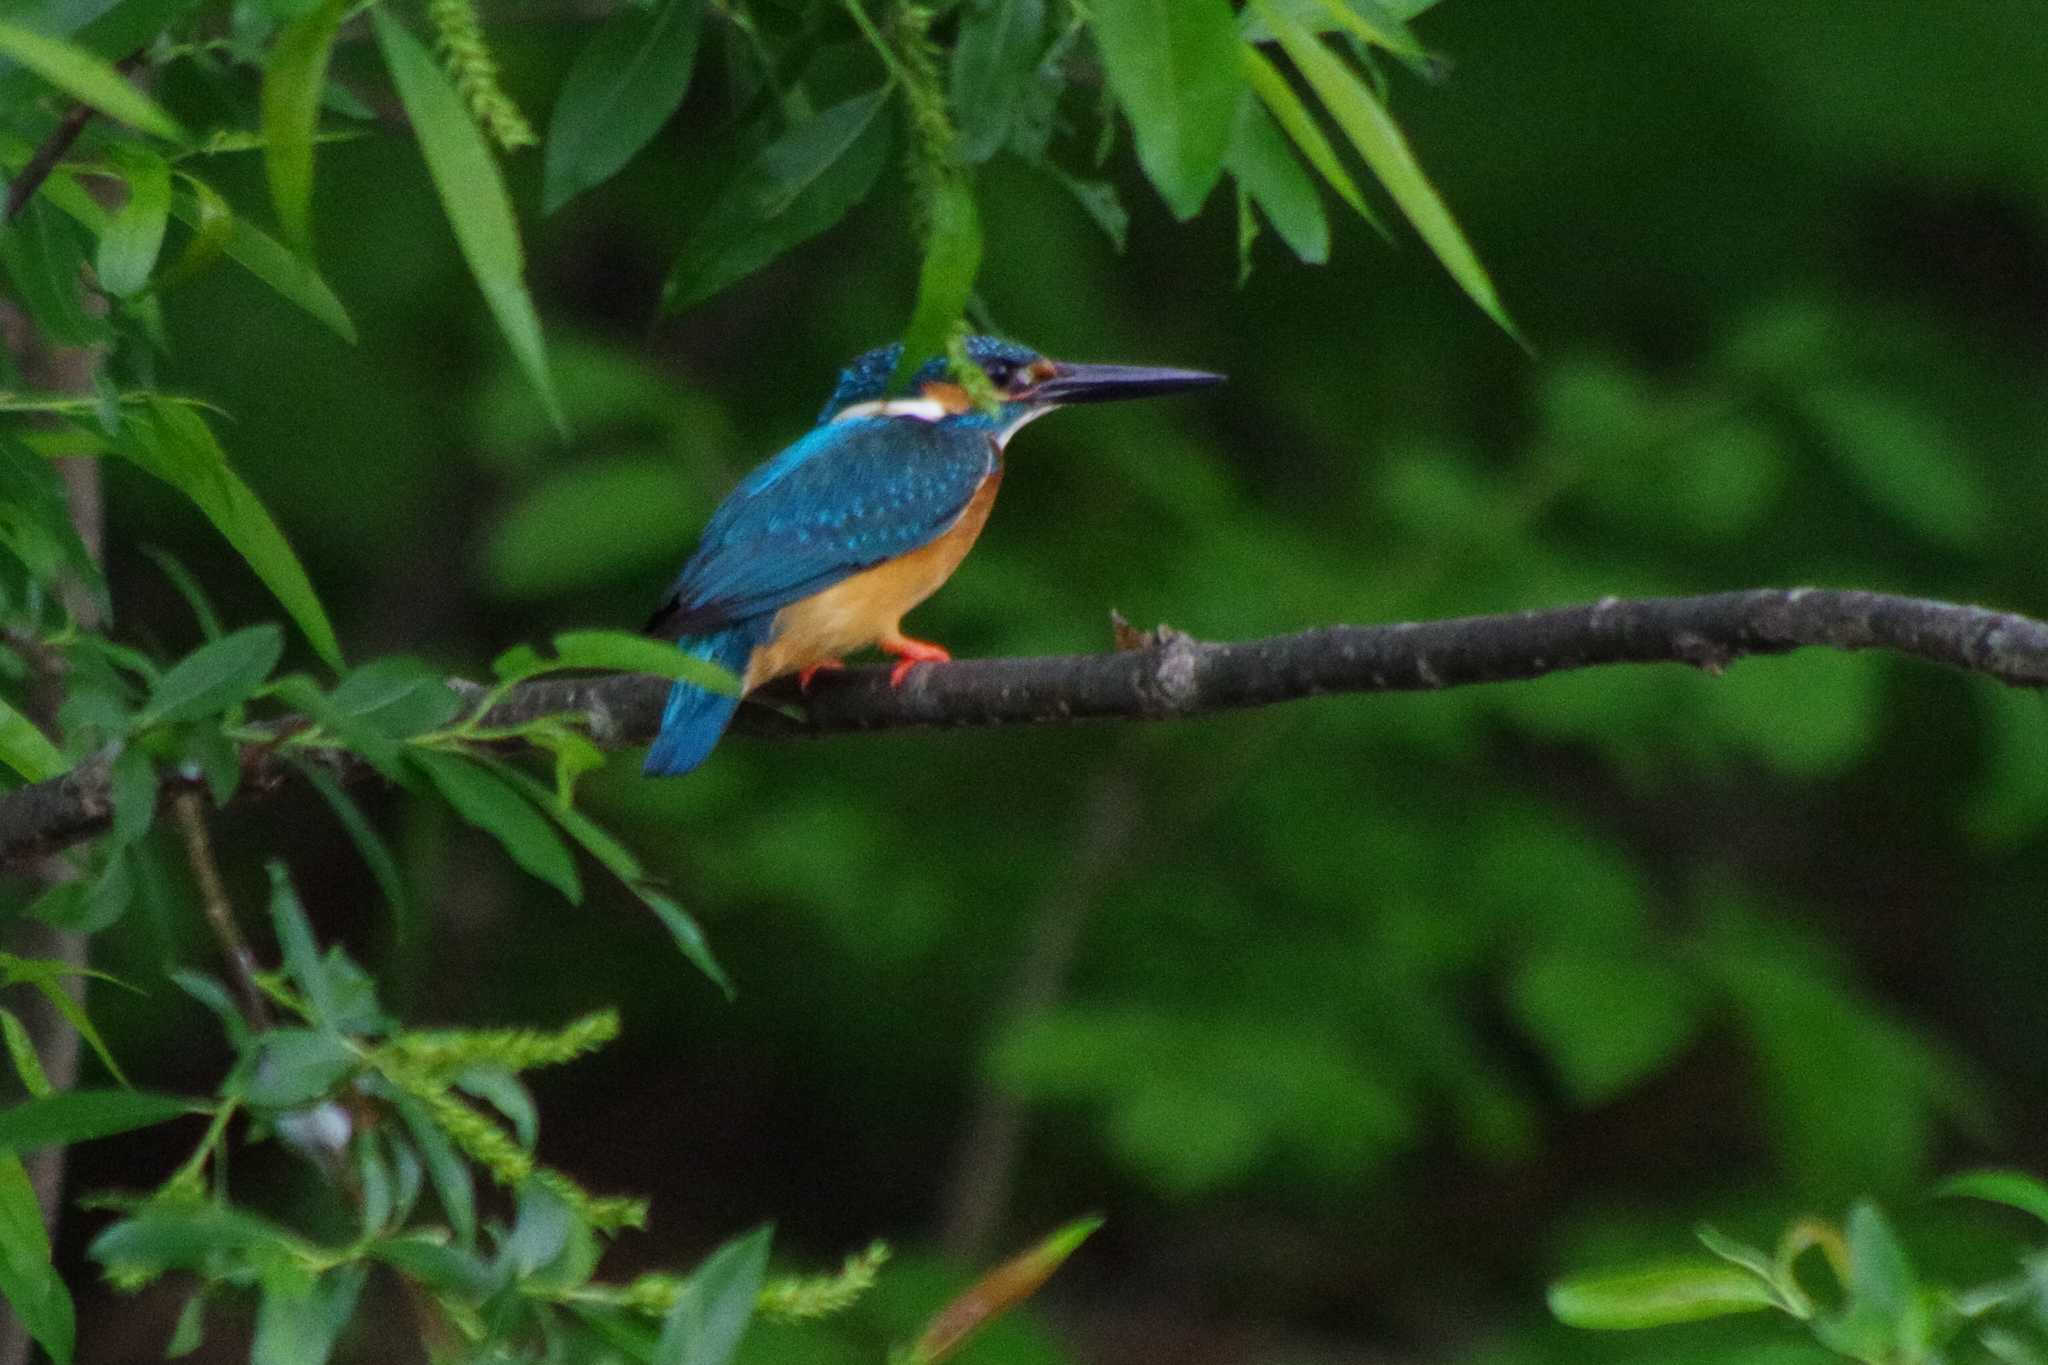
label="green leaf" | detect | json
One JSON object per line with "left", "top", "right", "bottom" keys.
{"left": 189, "top": 197, "right": 358, "bottom": 342}
{"left": 951, "top": 0, "right": 1046, "bottom": 163}
{"left": 301, "top": 765, "right": 416, "bottom": 945}
{"left": 641, "top": 887, "right": 735, "bottom": 1000}
{"left": 1047, "top": 169, "right": 1128, "bottom": 251}
{"left": 26, "top": 966, "right": 132, "bottom": 1086}
{"left": 0, "top": 1090, "right": 190, "bottom": 1155}
{"left": 95, "top": 147, "right": 172, "bottom": 297}
{"left": 261, "top": 0, "right": 349, "bottom": 250}
{"left": 0, "top": 22, "right": 183, "bottom": 140}
{"left": 1090, "top": 0, "right": 1243, "bottom": 219}
{"left": 0, "top": 693, "right": 64, "bottom": 782}
{"left": 266, "top": 862, "right": 338, "bottom": 1025}
{"left": 374, "top": 11, "right": 564, "bottom": 435}
{"left": 1547, "top": 1260, "right": 1779, "bottom": 1330}
{"left": 142, "top": 546, "right": 225, "bottom": 641}
{"left": 1257, "top": 0, "right": 1519, "bottom": 340}
{"left": 155, "top": 175, "right": 232, "bottom": 291}
{"left": 0, "top": 1010, "right": 51, "bottom": 1098}
{"left": 172, "top": 970, "right": 251, "bottom": 1052}
{"left": 29, "top": 855, "right": 134, "bottom": 935}
{"left": 240, "top": 1029, "right": 358, "bottom": 1108}
{"left": 891, "top": 179, "right": 983, "bottom": 393}
{"left": 328, "top": 657, "right": 462, "bottom": 737}
{"left": 500, "top": 1178, "right": 575, "bottom": 1276}
{"left": 453, "top": 1067, "right": 535, "bottom": 1148}
{"left": 108, "top": 745, "right": 155, "bottom": 851}
{"left": 542, "top": 0, "right": 705, "bottom": 213}
{"left": 369, "top": 1235, "right": 493, "bottom": 1297}
{"left": 1696, "top": 1225, "right": 1812, "bottom": 1318}
{"left": 166, "top": 1292, "right": 206, "bottom": 1357}
{"left": 408, "top": 749, "right": 582, "bottom": 902}
{"left": 1242, "top": 0, "right": 1441, "bottom": 79}
{"left": 1844, "top": 1201, "right": 1915, "bottom": 1324}
{"left": 662, "top": 89, "right": 891, "bottom": 313}
{"left": 140, "top": 625, "right": 283, "bottom": 727}
{"left": 491, "top": 628, "right": 738, "bottom": 694}
{"left": 1226, "top": 96, "right": 1328, "bottom": 264}
{"left": 393, "top": 1095, "right": 475, "bottom": 1247}
{"left": 654, "top": 1224, "right": 772, "bottom": 1365}
{"left": 0, "top": 435, "right": 102, "bottom": 609}
{"left": 90, "top": 1205, "right": 310, "bottom": 1280}
{"left": 117, "top": 400, "right": 344, "bottom": 670}
{"left": 1937, "top": 1169, "right": 2048, "bottom": 1227}
{"left": 0, "top": 199, "right": 103, "bottom": 346}
{"left": 0, "top": 1154, "right": 73, "bottom": 1365}
{"left": 483, "top": 761, "right": 735, "bottom": 997}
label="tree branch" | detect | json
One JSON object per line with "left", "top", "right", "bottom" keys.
{"left": 3, "top": 588, "right": 2045, "bottom": 868}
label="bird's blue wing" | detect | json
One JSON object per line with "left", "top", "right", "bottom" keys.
{"left": 648, "top": 417, "right": 996, "bottom": 637}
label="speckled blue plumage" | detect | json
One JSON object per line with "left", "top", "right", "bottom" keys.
{"left": 643, "top": 340, "right": 1032, "bottom": 775}
{"left": 818, "top": 335, "right": 1040, "bottom": 421}
{"left": 652, "top": 416, "right": 998, "bottom": 638}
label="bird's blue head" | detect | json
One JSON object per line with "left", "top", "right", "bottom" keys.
{"left": 818, "top": 335, "right": 1222, "bottom": 443}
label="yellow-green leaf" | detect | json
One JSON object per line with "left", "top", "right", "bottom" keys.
{"left": 891, "top": 179, "right": 983, "bottom": 391}
{"left": 374, "top": 11, "right": 564, "bottom": 434}
{"left": 0, "top": 23, "right": 183, "bottom": 142}
{"left": 1548, "top": 1260, "right": 1779, "bottom": 1330}
{"left": 116, "top": 400, "right": 345, "bottom": 671}
{"left": 1258, "top": 0, "right": 1520, "bottom": 341}
{"left": 1240, "top": 43, "right": 1382, "bottom": 232}
{"left": 94, "top": 147, "right": 171, "bottom": 297}
{"left": 262, "top": 0, "right": 350, "bottom": 251}
{"left": 156, "top": 175, "right": 232, "bottom": 290}
{"left": 0, "top": 694, "right": 64, "bottom": 782}
{"left": 0, "top": 1153, "right": 72, "bottom": 1365}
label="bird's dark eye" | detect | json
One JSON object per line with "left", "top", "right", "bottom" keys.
{"left": 983, "top": 360, "right": 1016, "bottom": 388}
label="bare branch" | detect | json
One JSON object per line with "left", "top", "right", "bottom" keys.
{"left": 172, "top": 791, "right": 274, "bottom": 1030}
{"left": 4, "top": 588, "right": 2046, "bottom": 868}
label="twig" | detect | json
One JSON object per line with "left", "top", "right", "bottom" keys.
{"left": 3, "top": 101, "right": 98, "bottom": 223}
{"left": 3, "top": 54, "right": 144, "bottom": 224}
{"left": 4, "top": 587, "right": 2048, "bottom": 868}
{"left": 171, "top": 791, "right": 274, "bottom": 1031}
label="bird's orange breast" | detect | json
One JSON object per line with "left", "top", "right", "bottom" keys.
{"left": 745, "top": 468, "right": 1004, "bottom": 689}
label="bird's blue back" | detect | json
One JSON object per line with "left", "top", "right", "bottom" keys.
{"left": 651, "top": 413, "right": 999, "bottom": 637}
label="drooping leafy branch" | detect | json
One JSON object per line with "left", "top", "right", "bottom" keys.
{"left": 0, "top": 1, "right": 1686, "bottom": 1361}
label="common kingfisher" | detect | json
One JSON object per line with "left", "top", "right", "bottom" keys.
{"left": 643, "top": 336, "right": 1222, "bottom": 775}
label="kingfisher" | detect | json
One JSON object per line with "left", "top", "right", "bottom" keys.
{"left": 642, "top": 336, "right": 1222, "bottom": 775}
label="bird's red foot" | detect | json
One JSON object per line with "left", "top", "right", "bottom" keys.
{"left": 880, "top": 633, "right": 951, "bottom": 687}
{"left": 796, "top": 658, "right": 846, "bottom": 693}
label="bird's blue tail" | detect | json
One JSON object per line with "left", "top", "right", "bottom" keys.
{"left": 643, "top": 623, "right": 762, "bottom": 776}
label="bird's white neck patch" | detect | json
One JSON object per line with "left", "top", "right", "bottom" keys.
{"left": 827, "top": 397, "right": 1059, "bottom": 449}
{"left": 831, "top": 396, "right": 950, "bottom": 424}
{"left": 995, "top": 404, "right": 1056, "bottom": 448}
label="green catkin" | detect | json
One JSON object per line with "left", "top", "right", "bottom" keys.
{"left": 382, "top": 1009, "right": 620, "bottom": 1078}
{"left": 425, "top": 0, "right": 538, "bottom": 150}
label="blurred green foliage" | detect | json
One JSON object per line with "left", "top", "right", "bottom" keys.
{"left": 1, "top": 0, "right": 2047, "bottom": 1362}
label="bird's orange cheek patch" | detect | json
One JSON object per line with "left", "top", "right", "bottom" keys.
{"left": 920, "top": 381, "right": 975, "bottom": 414}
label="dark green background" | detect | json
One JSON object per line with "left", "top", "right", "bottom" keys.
{"left": 63, "top": 3, "right": 2048, "bottom": 1361}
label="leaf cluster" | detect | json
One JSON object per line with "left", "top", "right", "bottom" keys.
{"left": 1552, "top": 1176, "right": 2048, "bottom": 1365}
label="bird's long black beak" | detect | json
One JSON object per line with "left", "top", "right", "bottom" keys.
{"left": 1031, "top": 362, "right": 1225, "bottom": 404}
